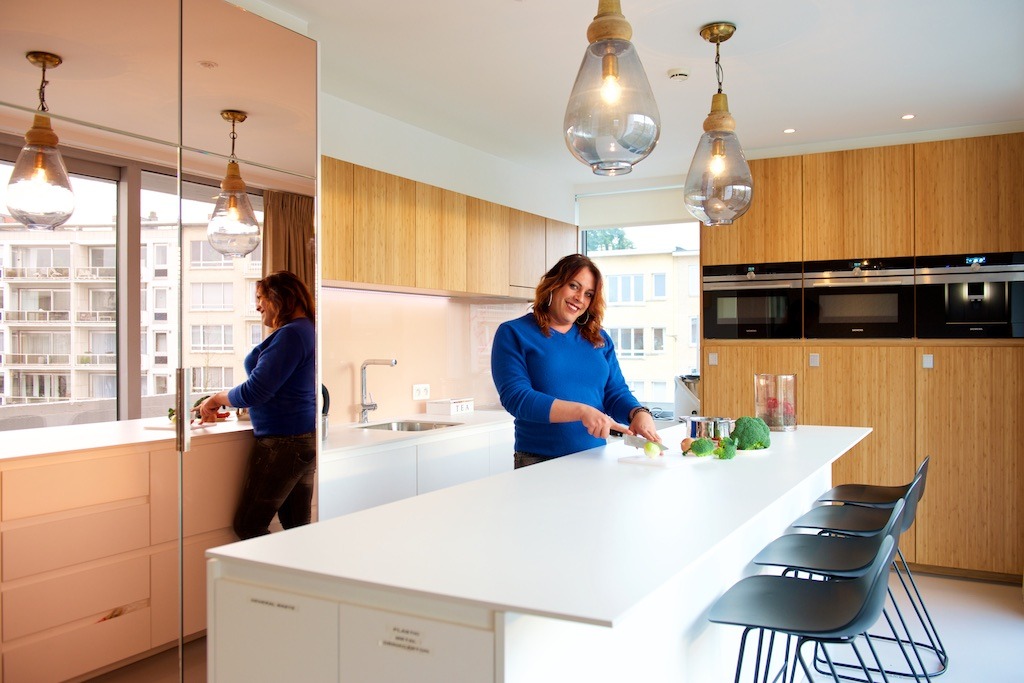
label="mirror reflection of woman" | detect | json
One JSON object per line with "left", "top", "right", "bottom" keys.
{"left": 491, "top": 254, "right": 660, "bottom": 468}
{"left": 198, "top": 270, "right": 316, "bottom": 538}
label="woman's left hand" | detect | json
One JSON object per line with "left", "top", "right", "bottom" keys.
{"left": 629, "top": 410, "right": 661, "bottom": 444}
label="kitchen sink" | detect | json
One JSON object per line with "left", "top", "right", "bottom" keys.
{"left": 358, "top": 421, "right": 460, "bottom": 432}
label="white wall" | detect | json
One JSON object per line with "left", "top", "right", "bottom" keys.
{"left": 319, "top": 93, "right": 576, "bottom": 224}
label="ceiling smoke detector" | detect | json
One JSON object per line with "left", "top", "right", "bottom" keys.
{"left": 667, "top": 68, "right": 689, "bottom": 82}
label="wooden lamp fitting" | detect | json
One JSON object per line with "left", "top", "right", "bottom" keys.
{"left": 587, "top": 0, "right": 633, "bottom": 43}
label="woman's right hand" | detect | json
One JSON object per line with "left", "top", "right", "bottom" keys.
{"left": 572, "top": 402, "right": 632, "bottom": 439}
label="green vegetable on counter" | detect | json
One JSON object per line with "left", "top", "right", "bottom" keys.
{"left": 713, "top": 436, "right": 738, "bottom": 460}
{"left": 732, "top": 416, "right": 771, "bottom": 450}
{"left": 688, "top": 437, "right": 717, "bottom": 457}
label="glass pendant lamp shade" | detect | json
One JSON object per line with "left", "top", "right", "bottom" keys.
{"left": 683, "top": 24, "right": 753, "bottom": 226}
{"left": 6, "top": 114, "right": 75, "bottom": 230}
{"left": 564, "top": 1, "right": 660, "bottom": 175}
{"left": 207, "top": 160, "right": 261, "bottom": 258}
{"left": 683, "top": 95, "right": 753, "bottom": 226}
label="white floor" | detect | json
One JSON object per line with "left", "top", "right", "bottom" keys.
{"left": 86, "top": 572, "right": 1023, "bottom": 682}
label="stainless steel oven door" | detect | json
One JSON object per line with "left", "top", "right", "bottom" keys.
{"left": 804, "top": 277, "right": 915, "bottom": 337}
{"left": 703, "top": 281, "right": 802, "bottom": 339}
{"left": 916, "top": 256, "right": 1024, "bottom": 338}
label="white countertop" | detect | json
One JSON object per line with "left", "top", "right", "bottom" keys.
{"left": 1, "top": 415, "right": 254, "bottom": 461}
{"left": 207, "top": 423, "right": 871, "bottom": 627}
{"left": 321, "top": 409, "right": 513, "bottom": 454}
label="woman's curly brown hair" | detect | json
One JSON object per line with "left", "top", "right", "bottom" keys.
{"left": 532, "top": 253, "right": 606, "bottom": 347}
{"left": 258, "top": 271, "right": 316, "bottom": 328}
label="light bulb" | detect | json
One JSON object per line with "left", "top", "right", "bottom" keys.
{"left": 601, "top": 75, "right": 622, "bottom": 103}
{"left": 6, "top": 115, "right": 75, "bottom": 230}
{"left": 709, "top": 153, "right": 726, "bottom": 177}
{"left": 207, "top": 161, "right": 261, "bottom": 257}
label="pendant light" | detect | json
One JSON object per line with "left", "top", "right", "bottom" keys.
{"left": 207, "top": 110, "right": 261, "bottom": 258}
{"left": 564, "top": 0, "right": 660, "bottom": 176}
{"left": 5, "top": 52, "right": 75, "bottom": 230}
{"left": 683, "top": 22, "right": 754, "bottom": 226}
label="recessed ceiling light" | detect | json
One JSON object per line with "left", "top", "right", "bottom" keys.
{"left": 902, "top": 113, "right": 915, "bottom": 120}
{"left": 783, "top": 128, "right": 796, "bottom": 134}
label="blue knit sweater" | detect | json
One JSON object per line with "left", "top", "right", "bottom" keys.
{"left": 228, "top": 317, "right": 316, "bottom": 438}
{"left": 491, "top": 313, "right": 641, "bottom": 457}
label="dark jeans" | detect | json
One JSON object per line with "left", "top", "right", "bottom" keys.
{"left": 234, "top": 431, "right": 317, "bottom": 540}
{"left": 514, "top": 450, "right": 561, "bottom": 469}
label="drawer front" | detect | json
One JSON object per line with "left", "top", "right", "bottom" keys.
{"left": 2, "top": 452, "right": 149, "bottom": 520}
{"left": 3, "top": 555, "right": 149, "bottom": 640}
{"left": 3, "top": 607, "right": 150, "bottom": 683}
{"left": 2, "top": 505, "right": 150, "bottom": 580}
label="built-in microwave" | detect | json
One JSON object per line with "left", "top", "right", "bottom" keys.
{"left": 803, "top": 257, "right": 915, "bottom": 338}
{"left": 702, "top": 262, "right": 802, "bottom": 339}
{"left": 916, "top": 252, "right": 1024, "bottom": 338}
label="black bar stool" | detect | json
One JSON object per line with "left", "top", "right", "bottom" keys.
{"left": 709, "top": 507, "right": 918, "bottom": 683}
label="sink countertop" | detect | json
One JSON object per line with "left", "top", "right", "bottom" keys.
{"left": 322, "top": 409, "right": 514, "bottom": 454}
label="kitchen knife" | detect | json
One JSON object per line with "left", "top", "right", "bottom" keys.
{"left": 610, "top": 430, "right": 666, "bottom": 451}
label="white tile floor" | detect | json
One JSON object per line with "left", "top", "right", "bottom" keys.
{"left": 86, "top": 571, "right": 1023, "bottom": 682}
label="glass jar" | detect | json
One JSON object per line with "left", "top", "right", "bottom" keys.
{"left": 754, "top": 373, "right": 797, "bottom": 432}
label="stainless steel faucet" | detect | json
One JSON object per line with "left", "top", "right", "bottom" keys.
{"left": 360, "top": 358, "right": 397, "bottom": 423}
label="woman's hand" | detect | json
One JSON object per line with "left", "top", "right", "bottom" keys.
{"left": 629, "top": 409, "right": 661, "bottom": 444}
{"left": 197, "top": 391, "right": 230, "bottom": 423}
{"left": 550, "top": 399, "right": 629, "bottom": 438}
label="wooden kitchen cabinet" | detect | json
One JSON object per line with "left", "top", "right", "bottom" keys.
{"left": 802, "top": 145, "right": 915, "bottom": 260}
{"left": 416, "top": 183, "right": 467, "bottom": 291}
{"left": 509, "top": 209, "right": 547, "bottom": 290}
{"left": 321, "top": 155, "right": 355, "bottom": 282}
{"left": 914, "top": 346, "right": 1023, "bottom": 575}
{"left": 700, "top": 156, "right": 803, "bottom": 266}
{"left": 699, "top": 344, "right": 803, "bottom": 420}
{"left": 467, "top": 197, "right": 510, "bottom": 296}
{"left": 801, "top": 345, "right": 917, "bottom": 560}
{"left": 353, "top": 165, "right": 418, "bottom": 287}
{"left": 914, "top": 133, "right": 1024, "bottom": 255}
{"left": 545, "top": 218, "right": 579, "bottom": 269}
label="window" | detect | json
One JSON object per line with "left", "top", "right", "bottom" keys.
{"left": 91, "top": 374, "right": 117, "bottom": 398}
{"left": 191, "top": 324, "right": 233, "bottom": 352}
{"left": 608, "top": 327, "right": 644, "bottom": 357}
{"left": 89, "top": 331, "right": 116, "bottom": 357}
{"left": 607, "top": 274, "right": 644, "bottom": 304}
{"left": 153, "top": 287, "right": 169, "bottom": 322}
{"left": 652, "top": 327, "right": 665, "bottom": 353}
{"left": 87, "top": 289, "right": 116, "bottom": 322}
{"left": 192, "top": 366, "right": 234, "bottom": 392}
{"left": 13, "top": 331, "right": 70, "bottom": 364}
{"left": 11, "top": 372, "right": 69, "bottom": 401}
{"left": 191, "top": 282, "right": 234, "bottom": 310}
{"left": 651, "top": 381, "right": 670, "bottom": 403}
{"left": 16, "top": 289, "right": 71, "bottom": 322}
{"left": 190, "top": 240, "right": 232, "bottom": 268}
{"left": 652, "top": 273, "right": 667, "bottom": 299}
{"left": 249, "top": 323, "right": 264, "bottom": 346}
{"left": 153, "top": 243, "right": 168, "bottom": 278}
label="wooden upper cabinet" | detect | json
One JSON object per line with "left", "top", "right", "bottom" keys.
{"left": 508, "top": 209, "right": 547, "bottom": 289}
{"left": 415, "top": 184, "right": 467, "bottom": 292}
{"left": 802, "top": 145, "right": 914, "bottom": 260}
{"left": 700, "top": 156, "right": 803, "bottom": 266}
{"left": 352, "top": 165, "right": 417, "bottom": 287}
{"left": 466, "top": 197, "right": 510, "bottom": 296}
{"left": 545, "top": 219, "right": 579, "bottom": 270}
{"left": 320, "top": 156, "right": 354, "bottom": 282}
{"left": 915, "top": 133, "right": 1024, "bottom": 255}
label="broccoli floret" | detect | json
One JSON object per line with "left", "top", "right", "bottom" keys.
{"left": 713, "top": 437, "right": 738, "bottom": 460}
{"left": 732, "top": 416, "right": 771, "bottom": 450}
{"left": 688, "top": 437, "right": 716, "bottom": 457}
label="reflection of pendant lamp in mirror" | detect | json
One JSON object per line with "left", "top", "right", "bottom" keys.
{"left": 207, "top": 110, "right": 261, "bottom": 257}
{"left": 6, "top": 51, "right": 75, "bottom": 230}
{"left": 564, "top": 0, "right": 660, "bottom": 176}
{"left": 683, "top": 22, "right": 754, "bottom": 226}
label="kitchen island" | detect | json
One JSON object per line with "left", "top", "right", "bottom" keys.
{"left": 206, "top": 423, "right": 871, "bottom": 682}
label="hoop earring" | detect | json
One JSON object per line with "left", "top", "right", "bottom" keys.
{"left": 575, "top": 311, "right": 590, "bottom": 326}
{"left": 547, "top": 292, "right": 552, "bottom": 308}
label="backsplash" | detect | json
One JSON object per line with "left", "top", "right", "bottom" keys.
{"left": 319, "top": 288, "right": 527, "bottom": 423}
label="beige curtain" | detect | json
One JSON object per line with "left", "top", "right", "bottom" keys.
{"left": 262, "top": 189, "right": 315, "bottom": 292}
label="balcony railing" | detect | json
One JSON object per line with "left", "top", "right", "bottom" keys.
{"left": 77, "top": 310, "right": 117, "bottom": 323}
{"left": 75, "top": 266, "right": 116, "bottom": 280}
{"left": 2, "top": 267, "right": 70, "bottom": 279}
{"left": 76, "top": 353, "right": 116, "bottom": 366}
{"left": 5, "top": 353, "right": 71, "bottom": 365}
{"left": 4, "top": 310, "right": 72, "bottom": 322}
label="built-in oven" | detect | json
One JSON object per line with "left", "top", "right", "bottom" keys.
{"left": 702, "top": 262, "right": 802, "bottom": 339}
{"left": 916, "top": 252, "right": 1024, "bottom": 338}
{"left": 803, "top": 257, "right": 915, "bottom": 338}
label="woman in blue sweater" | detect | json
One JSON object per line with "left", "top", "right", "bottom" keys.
{"left": 198, "top": 270, "right": 317, "bottom": 538}
{"left": 491, "top": 254, "right": 660, "bottom": 468}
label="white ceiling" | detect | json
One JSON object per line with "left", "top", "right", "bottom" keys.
{"left": 272, "top": 0, "right": 1024, "bottom": 190}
